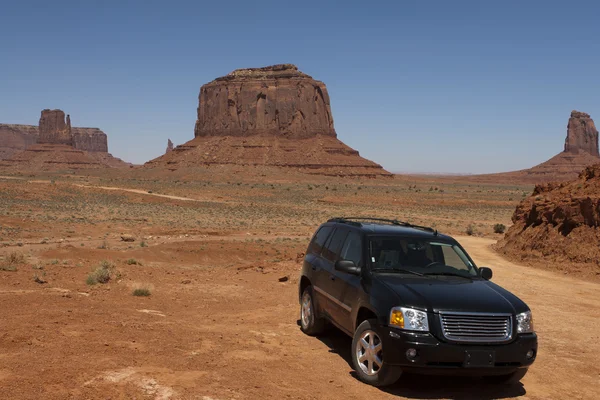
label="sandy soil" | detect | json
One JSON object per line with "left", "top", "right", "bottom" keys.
{"left": 1, "top": 232, "right": 598, "bottom": 399}
{"left": 0, "top": 175, "right": 598, "bottom": 399}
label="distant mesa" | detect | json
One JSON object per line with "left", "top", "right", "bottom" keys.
{"left": 480, "top": 110, "right": 600, "bottom": 183}
{"left": 0, "top": 109, "right": 128, "bottom": 170}
{"left": 147, "top": 64, "right": 390, "bottom": 177}
{"left": 0, "top": 109, "right": 109, "bottom": 159}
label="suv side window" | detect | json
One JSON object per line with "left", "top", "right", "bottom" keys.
{"left": 340, "top": 231, "right": 362, "bottom": 266}
{"left": 322, "top": 228, "right": 349, "bottom": 262}
{"left": 309, "top": 226, "right": 333, "bottom": 254}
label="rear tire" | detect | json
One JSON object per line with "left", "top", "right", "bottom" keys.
{"left": 484, "top": 368, "right": 528, "bottom": 384}
{"left": 300, "top": 286, "right": 325, "bottom": 336}
{"left": 351, "top": 319, "right": 402, "bottom": 387}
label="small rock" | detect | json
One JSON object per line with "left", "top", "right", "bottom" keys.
{"left": 278, "top": 276, "right": 289, "bottom": 282}
{"left": 34, "top": 276, "right": 47, "bottom": 284}
{"left": 121, "top": 235, "right": 135, "bottom": 242}
{"left": 181, "top": 279, "right": 192, "bottom": 284}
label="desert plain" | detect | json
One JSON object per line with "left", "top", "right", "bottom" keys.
{"left": 0, "top": 168, "right": 598, "bottom": 400}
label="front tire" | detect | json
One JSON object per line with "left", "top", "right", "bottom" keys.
{"left": 484, "top": 368, "right": 528, "bottom": 384}
{"left": 300, "top": 286, "right": 325, "bottom": 336}
{"left": 351, "top": 319, "right": 402, "bottom": 387}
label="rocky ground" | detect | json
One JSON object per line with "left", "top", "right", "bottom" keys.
{"left": 495, "top": 164, "right": 600, "bottom": 279}
{"left": 0, "top": 172, "right": 598, "bottom": 399}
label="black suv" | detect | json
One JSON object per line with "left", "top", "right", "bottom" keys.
{"left": 298, "top": 217, "right": 537, "bottom": 387}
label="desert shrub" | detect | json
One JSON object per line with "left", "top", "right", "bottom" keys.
{"left": 493, "top": 223, "right": 506, "bottom": 234}
{"left": 1, "top": 252, "right": 25, "bottom": 271}
{"left": 132, "top": 287, "right": 151, "bottom": 297}
{"left": 7, "top": 252, "right": 25, "bottom": 264}
{"left": 126, "top": 258, "right": 139, "bottom": 265}
{"left": 466, "top": 224, "right": 475, "bottom": 236}
{"left": 86, "top": 260, "right": 113, "bottom": 285}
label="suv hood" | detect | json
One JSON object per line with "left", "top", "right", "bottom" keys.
{"left": 376, "top": 274, "right": 527, "bottom": 314}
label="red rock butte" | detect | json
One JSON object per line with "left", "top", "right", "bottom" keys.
{"left": 0, "top": 109, "right": 127, "bottom": 170}
{"left": 0, "top": 109, "right": 109, "bottom": 159}
{"left": 477, "top": 110, "right": 600, "bottom": 183}
{"left": 147, "top": 64, "right": 390, "bottom": 177}
{"left": 564, "top": 111, "right": 598, "bottom": 156}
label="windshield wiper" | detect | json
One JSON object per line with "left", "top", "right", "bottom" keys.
{"left": 373, "top": 268, "right": 425, "bottom": 277}
{"left": 423, "top": 271, "right": 473, "bottom": 279}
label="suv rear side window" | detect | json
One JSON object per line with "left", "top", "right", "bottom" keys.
{"left": 308, "top": 226, "right": 333, "bottom": 254}
{"left": 322, "top": 228, "right": 348, "bottom": 262}
{"left": 339, "top": 231, "right": 362, "bottom": 266}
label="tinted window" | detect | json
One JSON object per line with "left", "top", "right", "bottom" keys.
{"left": 309, "top": 226, "right": 332, "bottom": 254}
{"left": 369, "top": 236, "right": 476, "bottom": 276}
{"left": 340, "top": 231, "right": 362, "bottom": 266}
{"left": 322, "top": 228, "right": 349, "bottom": 262}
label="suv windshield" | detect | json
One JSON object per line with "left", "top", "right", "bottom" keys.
{"left": 369, "top": 236, "right": 477, "bottom": 277}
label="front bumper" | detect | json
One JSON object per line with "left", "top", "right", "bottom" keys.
{"left": 383, "top": 326, "right": 537, "bottom": 376}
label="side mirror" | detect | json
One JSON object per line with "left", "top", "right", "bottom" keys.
{"left": 479, "top": 267, "right": 493, "bottom": 280}
{"left": 335, "top": 260, "right": 361, "bottom": 275}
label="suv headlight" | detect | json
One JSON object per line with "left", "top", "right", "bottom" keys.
{"left": 516, "top": 311, "right": 534, "bottom": 333}
{"left": 389, "top": 307, "right": 429, "bottom": 332}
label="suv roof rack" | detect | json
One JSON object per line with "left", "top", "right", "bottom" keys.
{"left": 328, "top": 217, "right": 438, "bottom": 235}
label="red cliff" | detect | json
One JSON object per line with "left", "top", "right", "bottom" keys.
{"left": 147, "top": 64, "right": 389, "bottom": 177}
{"left": 194, "top": 64, "right": 336, "bottom": 139}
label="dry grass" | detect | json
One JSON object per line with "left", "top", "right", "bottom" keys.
{"left": 86, "top": 260, "right": 113, "bottom": 285}
{"left": 0, "top": 251, "right": 25, "bottom": 271}
{"left": 131, "top": 282, "right": 153, "bottom": 297}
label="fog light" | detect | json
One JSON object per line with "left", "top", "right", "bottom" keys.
{"left": 406, "top": 348, "right": 417, "bottom": 360}
{"left": 526, "top": 350, "right": 535, "bottom": 359}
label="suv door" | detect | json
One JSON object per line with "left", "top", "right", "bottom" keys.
{"left": 318, "top": 227, "right": 350, "bottom": 326}
{"left": 305, "top": 225, "right": 333, "bottom": 317}
{"left": 329, "top": 230, "right": 364, "bottom": 333}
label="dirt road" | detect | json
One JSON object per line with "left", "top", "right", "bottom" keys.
{"left": 0, "top": 236, "right": 598, "bottom": 399}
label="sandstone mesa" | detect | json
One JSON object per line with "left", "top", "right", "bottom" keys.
{"left": 147, "top": 64, "right": 390, "bottom": 177}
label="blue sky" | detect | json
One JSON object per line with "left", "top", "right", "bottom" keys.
{"left": 1, "top": 1, "right": 599, "bottom": 173}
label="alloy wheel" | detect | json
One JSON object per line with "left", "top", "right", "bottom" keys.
{"left": 355, "top": 330, "right": 383, "bottom": 376}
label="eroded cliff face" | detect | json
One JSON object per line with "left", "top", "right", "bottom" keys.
{"left": 71, "top": 128, "right": 108, "bottom": 153}
{"left": 194, "top": 64, "right": 336, "bottom": 139}
{"left": 564, "top": 111, "right": 599, "bottom": 156}
{"left": 495, "top": 164, "right": 600, "bottom": 277}
{"left": 0, "top": 116, "right": 109, "bottom": 159}
{"left": 38, "top": 109, "right": 72, "bottom": 145}
{"left": 0, "top": 124, "right": 39, "bottom": 159}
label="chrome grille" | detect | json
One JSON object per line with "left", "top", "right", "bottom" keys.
{"left": 439, "top": 312, "right": 512, "bottom": 343}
